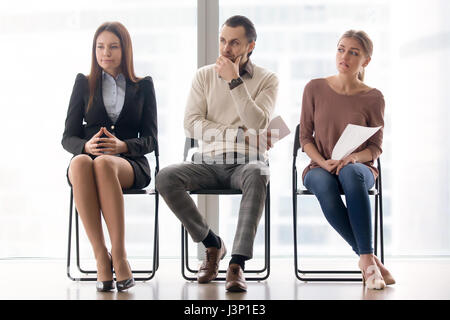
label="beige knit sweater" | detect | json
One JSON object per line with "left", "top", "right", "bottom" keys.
{"left": 184, "top": 61, "right": 279, "bottom": 159}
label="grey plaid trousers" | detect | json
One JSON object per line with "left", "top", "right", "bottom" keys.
{"left": 156, "top": 154, "right": 269, "bottom": 259}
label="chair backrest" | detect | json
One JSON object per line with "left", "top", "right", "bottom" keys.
{"left": 144, "top": 137, "right": 160, "bottom": 180}
{"left": 153, "top": 136, "right": 160, "bottom": 157}
{"left": 153, "top": 137, "right": 160, "bottom": 173}
{"left": 293, "top": 124, "right": 301, "bottom": 157}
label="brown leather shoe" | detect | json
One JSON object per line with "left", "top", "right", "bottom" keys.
{"left": 197, "top": 238, "right": 227, "bottom": 283}
{"left": 225, "top": 263, "right": 247, "bottom": 292}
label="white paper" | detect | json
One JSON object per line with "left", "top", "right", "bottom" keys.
{"left": 331, "top": 124, "right": 381, "bottom": 160}
{"left": 267, "top": 115, "right": 291, "bottom": 140}
{"left": 247, "top": 115, "right": 291, "bottom": 150}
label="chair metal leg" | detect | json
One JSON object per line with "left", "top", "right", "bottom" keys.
{"left": 153, "top": 193, "right": 160, "bottom": 273}
{"left": 375, "top": 194, "right": 379, "bottom": 257}
{"left": 181, "top": 186, "right": 271, "bottom": 281}
{"left": 67, "top": 189, "right": 76, "bottom": 281}
{"left": 293, "top": 189, "right": 384, "bottom": 282}
{"left": 379, "top": 192, "right": 385, "bottom": 264}
{"left": 262, "top": 183, "right": 271, "bottom": 279}
{"left": 377, "top": 159, "right": 385, "bottom": 264}
{"left": 181, "top": 225, "right": 196, "bottom": 281}
{"left": 292, "top": 169, "right": 303, "bottom": 281}
{"left": 293, "top": 191, "right": 383, "bottom": 282}
{"left": 67, "top": 190, "right": 159, "bottom": 281}
{"left": 293, "top": 192, "right": 362, "bottom": 282}
{"left": 75, "top": 210, "right": 96, "bottom": 275}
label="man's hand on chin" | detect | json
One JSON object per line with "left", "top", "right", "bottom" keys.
{"left": 215, "top": 55, "right": 241, "bottom": 82}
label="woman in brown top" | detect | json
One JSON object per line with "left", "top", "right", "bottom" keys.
{"left": 299, "top": 30, "right": 395, "bottom": 289}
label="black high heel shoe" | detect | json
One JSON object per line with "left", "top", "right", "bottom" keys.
{"left": 96, "top": 253, "right": 115, "bottom": 292}
{"left": 115, "top": 260, "right": 135, "bottom": 292}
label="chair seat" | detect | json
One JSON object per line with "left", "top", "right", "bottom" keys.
{"left": 182, "top": 137, "right": 270, "bottom": 282}
{"left": 123, "top": 188, "right": 157, "bottom": 195}
{"left": 297, "top": 189, "right": 378, "bottom": 196}
{"left": 189, "top": 189, "right": 242, "bottom": 195}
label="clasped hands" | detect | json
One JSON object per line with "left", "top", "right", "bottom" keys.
{"left": 320, "top": 154, "right": 359, "bottom": 175}
{"left": 84, "top": 127, "right": 128, "bottom": 156}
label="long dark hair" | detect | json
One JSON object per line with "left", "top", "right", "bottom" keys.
{"left": 87, "top": 21, "right": 139, "bottom": 110}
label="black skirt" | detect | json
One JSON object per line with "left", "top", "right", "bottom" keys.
{"left": 66, "top": 154, "right": 151, "bottom": 190}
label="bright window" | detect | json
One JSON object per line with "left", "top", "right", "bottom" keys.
{"left": 0, "top": 0, "right": 197, "bottom": 258}
{"left": 220, "top": 0, "right": 450, "bottom": 257}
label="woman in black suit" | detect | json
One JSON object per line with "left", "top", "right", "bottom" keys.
{"left": 62, "top": 22, "right": 157, "bottom": 292}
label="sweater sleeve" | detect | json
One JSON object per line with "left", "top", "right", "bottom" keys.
{"left": 299, "top": 80, "right": 316, "bottom": 151}
{"left": 366, "top": 91, "right": 385, "bottom": 160}
{"left": 184, "top": 69, "right": 240, "bottom": 142}
{"left": 229, "top": 72, "right": 278, "bottom": 131}
{"left": 61, "top": 73, "right": 88, "bottom": 155}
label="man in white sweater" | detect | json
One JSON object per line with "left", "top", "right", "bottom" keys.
{"left": 156, "top": 15, "right": 278, "bottom": 292}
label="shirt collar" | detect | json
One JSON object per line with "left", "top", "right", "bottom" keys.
{"left": 240, "top": 59, "right": 254, "bottom": 78}
{"left": 102, "top": 71, "right": 125, "bottom": 81}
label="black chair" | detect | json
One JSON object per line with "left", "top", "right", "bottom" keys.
{"left": 292, "top": 124, "right": 384, "bottom": 281}
{"left": 67, "top": 141, "right": 160, "bottom": 282}
{"left": 181, "top": 137, "right": 270, "bottom": 281}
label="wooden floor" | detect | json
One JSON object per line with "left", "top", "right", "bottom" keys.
{"left": 0, "top": 257, "right": 449, "bottom": 300}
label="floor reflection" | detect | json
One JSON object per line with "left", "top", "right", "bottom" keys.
{"left": 65, "top": 280, "right": 159, "bottom": 300}
{"left": 182, "top": 280, "right": 270, "bottom": 300}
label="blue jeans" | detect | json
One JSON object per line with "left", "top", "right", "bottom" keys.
{"left": 304, "top": 163, "right": 375, "bottom": 255}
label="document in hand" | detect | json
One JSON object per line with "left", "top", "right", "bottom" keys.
{"left": 331, "top": 124, "right": 381, "bottom": 160}
{"left": 267, "top": 115, "right": 291, "bottom": 140}
{"left": 253, "top": 115, "right": 291, "bottom": 150}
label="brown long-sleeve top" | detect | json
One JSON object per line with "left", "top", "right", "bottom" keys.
{"left": 299, "top": 78, "right": 385, "bottom": 182}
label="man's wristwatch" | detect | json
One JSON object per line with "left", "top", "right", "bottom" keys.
{"left": 228, "top": 77, "right": 243, "bottom": 90}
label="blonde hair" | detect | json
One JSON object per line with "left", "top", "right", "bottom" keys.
{"left": 339, "top": 30, "right": 373, "bottom": 82}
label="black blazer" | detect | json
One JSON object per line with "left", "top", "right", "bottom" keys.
{"left": 62, "top": 73, "right": 158, "bottom": 187}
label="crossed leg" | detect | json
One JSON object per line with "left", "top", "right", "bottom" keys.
{"left": 68, "top": 154, "right": 134, "bottom": 282}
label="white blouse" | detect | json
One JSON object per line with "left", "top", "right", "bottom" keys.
{"left": 102, "top": 71, "right": 126, "bottom": 124}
